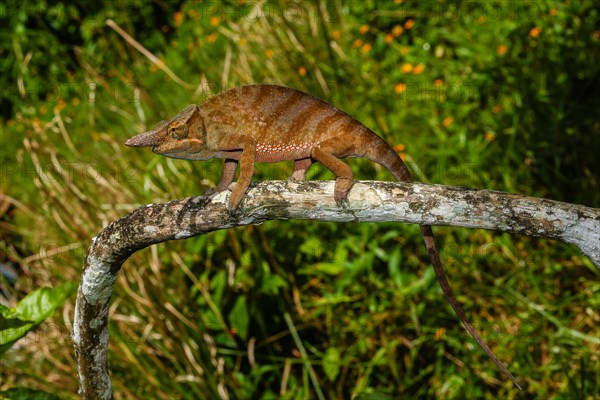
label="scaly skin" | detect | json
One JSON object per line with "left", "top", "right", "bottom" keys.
{"left": 126, "top": 84, "right": 521, "bottom": 389}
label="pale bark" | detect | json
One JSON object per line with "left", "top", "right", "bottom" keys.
{"left": 72, "top": 180, "right": 599, "bottom": 399}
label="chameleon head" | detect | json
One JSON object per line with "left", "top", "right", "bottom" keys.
{"left": 125, "top": 104, "right": 210, "bottom": 160}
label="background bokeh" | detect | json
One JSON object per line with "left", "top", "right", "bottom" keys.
{"left": 1, "top": 1, "right": 598, "bottom": 398}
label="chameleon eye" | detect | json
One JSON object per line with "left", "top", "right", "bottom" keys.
{"left": 169, "top": 124, "right": 189, "bottom": 139}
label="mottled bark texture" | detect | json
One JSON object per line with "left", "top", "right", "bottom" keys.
{"left": 72, "top": 180, "right": 599, "bottom": 399}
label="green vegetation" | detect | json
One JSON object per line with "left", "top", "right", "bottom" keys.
{"left": 1, "top": 1, "right": 598, "bottom": 398}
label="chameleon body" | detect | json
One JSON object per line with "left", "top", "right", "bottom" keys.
{"left": 126, "top": 84, "right": 521, "bottom": 388}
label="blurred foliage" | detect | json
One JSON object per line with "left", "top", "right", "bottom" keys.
{"left": 1, "top": 0, "right": 599, "bottom": 399}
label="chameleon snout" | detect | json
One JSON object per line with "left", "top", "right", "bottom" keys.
{"left": 125, "top": 129, "right": 163, "bottom": 147}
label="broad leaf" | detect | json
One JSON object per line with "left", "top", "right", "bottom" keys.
{"left": 0, "top": 282, "right": 76, "bottom": 354}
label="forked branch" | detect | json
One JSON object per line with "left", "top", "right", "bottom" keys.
{"left": 72, "top": 180, "right": 599, "bottom": 399}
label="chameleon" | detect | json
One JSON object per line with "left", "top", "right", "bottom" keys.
{"left": 125, "top": 84, "right": 521, "bottom": 388}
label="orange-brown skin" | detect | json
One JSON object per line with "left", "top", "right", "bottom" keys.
{"left": 126, "top": 84, "right": 521, "bottom": 388}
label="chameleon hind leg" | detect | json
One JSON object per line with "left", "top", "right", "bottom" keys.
{"left": 311, "top": 139, "right": 354, "bottom": 205}
{"left": 289, "top": 158, "right": 313, "bottom": 181}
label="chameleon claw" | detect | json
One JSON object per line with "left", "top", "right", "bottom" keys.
{"left": 335, "top": 198, "right": 350, "bottom": 208}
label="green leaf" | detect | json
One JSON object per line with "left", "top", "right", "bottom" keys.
{"left": 322, "top": 347, "right": 341, "bottom": 381}
{"left": 0, "top": 282, "right": 76, "bottom": 354}
{"left": 298, "top": 262, "right": 345, "bottom": 276}
{"left": 354, "top": 393, "right": 394, "bottom": 400}
{"left": 0, "top": 388, "right": 61, "bottom": 400}
{"left": 259, "top": 274, "right": 288, "bottom": 295}
{"left": 228, "top": 296, "right": 249, "bottom": 341}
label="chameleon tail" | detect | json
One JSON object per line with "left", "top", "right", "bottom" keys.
{"left": 420, "top": 225, "right": 522, "bottom": 389}
{"left": 366, "top": 134, "right": 522, "bottom": 388}
{"left": 363, "top": 136, "right": 412, "bottom": 182}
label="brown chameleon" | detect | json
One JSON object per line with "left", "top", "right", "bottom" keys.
{"left": 126, "top": 84, "right": 521, "bottom": 388}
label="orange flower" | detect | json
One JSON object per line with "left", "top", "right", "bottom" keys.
{"left": 384, "top": 34, "right": 394, "bottom": 44}
{"left": 264, "top": 49, "right": 274, "bottom": 59}
{"left": 210, "top": 16, "right": 220, "bottom": 26}
{"left": 401, "top": 63, "right": 413, "bottom": 73}
{"left": 53, "top": 99, "right": 66, "bottom": 114}
{"left": 435, "top": 327, "right": 445, "bottom": 341}
{"left": 392, "top": 25, "right": 403, "bottom": 37}
{"left": 400, "top": 153, "right": 407, "bottom": 161}
{"left": 549, "top": 8, "right": 558, "bottom": 16}
{"left": 394, "top": 83, "right": 407, "bottom": 94}
{"left": 529, "top": 27, "right": 541, "bottom": 38}
{"left": 434, "top": 79, "right": 443, "bottom": 86}
{"left": 404, "top": 19, "right": 414, "bottom": 30}
{"left": 393, "top": 143, "right": 406, "bottom": 152}
{"left": 361, "top": 43, "right": 372, "bottom": 53}
{"left": 413, "top": 63, "right": 425, "bottom": 74}
{"left": 484, "top": 132, "right": 496, "bottom": 141}
{"left": 442, "top": 116, "right": 453, "bottom": 127}
{"left": 332, "top": 30, "right": 341, "bottom": 40}
{"left": 359, "top": 25, "right": 369, "bottom": 34}
{"left": 206, "top": 32, "right": 218, "bottom": 43}
{"left": 493, "top": 104, "right": 502, "bottom": 113}
{"left": 174, "top": 11, "right": 183, "bottom": 27}
{"left": 298, "top": 66, "right": 307, "bottom": 76}
{"left": 497, "top": 44, "right": 507, "bottom": 55}
{"left": 353, "top": 39, "right": 363, "bottom": 48}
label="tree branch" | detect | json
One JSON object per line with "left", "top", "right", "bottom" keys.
{"left": 72, "top": 180, "right": 599, "bottom": 399}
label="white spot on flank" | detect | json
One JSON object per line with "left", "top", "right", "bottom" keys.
{"left": 256, "top": 142, "right": 316, "bottom": 154}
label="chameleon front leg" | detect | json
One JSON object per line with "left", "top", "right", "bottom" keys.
{"left": 311, "top": 140, "right": 354, "bottom": 205}
{"left": 289, "top": 158, "right": 313, "bottom": 181}
{"left": 228, "top": 142, "right": 255, "bottom": 211}
{"left": 204, "top": 159, "right": 239, "bottom": 198}
{"left": 213, "top": 159, "right": 238, "bottom": 192}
